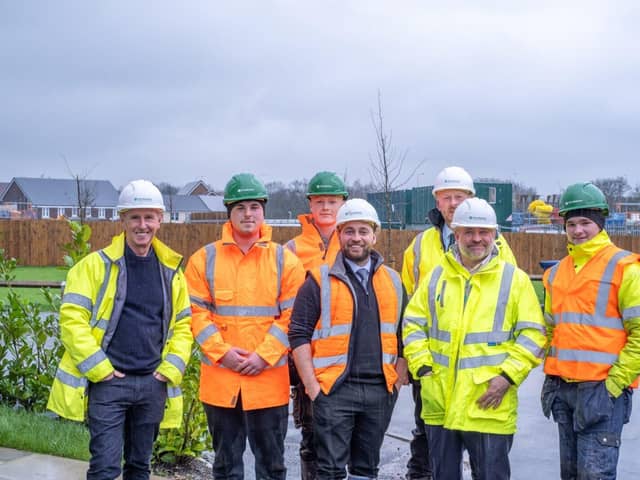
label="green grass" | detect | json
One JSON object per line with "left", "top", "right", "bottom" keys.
{"left": 532, "top": 280, "right": 545, "bottom": 306}
{"left": 0, "top": 404, "right": 90, "bottom": 460}
{"left": 0, "top": 266, "right": 66, "bottom": 304}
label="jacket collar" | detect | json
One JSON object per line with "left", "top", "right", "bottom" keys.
{"left": 329, "top": 250, "right": 385, "bottom": 279}
{"left": 567, "top": 229, "right": 612, "bottom": 264}
{"left": 102, "top": 232, "right": 183, "bottom": 270}
{"left": 221, "top": 221, "right": 273, "bottom": 246}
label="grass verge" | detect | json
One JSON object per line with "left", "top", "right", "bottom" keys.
{"left": 0, "top": 266, "right": 66, "bottom": 304}
{"left": 0, "top": 404, "right": 90, "bottom": 461}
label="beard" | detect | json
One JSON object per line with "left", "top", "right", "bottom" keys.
{"left": 342, "top": 242, "right": 372, "bottom": 263}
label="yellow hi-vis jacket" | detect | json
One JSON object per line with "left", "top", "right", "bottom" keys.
{"left": 186, "top": 222, "right": 305, "bottom": 410}
{"left": 47, "top": 233, "right": 193, "bottom": 429}
{"left": 402, "top": 251, "right": 545, "bottom": 434}
{"left": 402, "top": 225, "right": 517, "bottom": 296}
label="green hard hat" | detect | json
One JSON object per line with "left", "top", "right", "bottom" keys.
{"left": 306, "top": 171, "right": 348, "bottom": 198}
{"left": 558, "top": 182, "right": 609, "bottom": 217}
{"left": 223, "top": 173, "right": 268, "bottom": 205}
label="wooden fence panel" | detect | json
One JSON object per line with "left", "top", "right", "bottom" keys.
{"left": 1, "top": 220, "right": 639, "bottom": 275}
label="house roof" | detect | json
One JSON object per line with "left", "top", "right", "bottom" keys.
{"left": 198, "top": 195, "right": 225, "bottom": 212}
{"left": 9, "top": 177, "right": 119, "bottom": 207}
{"left": 162, "top": 194, "right": 211, "bottom": 212}
{"left": 0, "top": 182, "right": 8, "bottom": 198}
{"left": 179, "top": 180, "right": 210, "bottom": 195}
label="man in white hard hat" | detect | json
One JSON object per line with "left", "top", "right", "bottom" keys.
{"left": 403, "top": 198, "right": 545, "bottom": 480}
{"left": 400, "top": 166, "right": 517, "bottom": 480}
{"left": 47, "top": 179, "right": 193, "bottom": 480}
{"left": 289, "top": 198, "right": 407, "bottom": 480}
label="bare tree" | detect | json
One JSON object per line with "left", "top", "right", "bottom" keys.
{"left": 369, "top": 90, "right": 424, "bottom": 266}
{"left": 158, "top": 182, "right": 180, "bottom": 223}
{"left": 75, "top": 176, "right": 96, "bottom": 224}
{"left": 591, "top": 176, "right": 630, "bottom": 208}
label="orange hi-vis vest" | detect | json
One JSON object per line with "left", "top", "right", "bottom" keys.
{"left": 285, "top": 214, "right": 341, "bottom": 271}
{"left": 309, "top": 255, "right": 403, "bottom": 395}
{"left": 544, "top": 244, "right": 640, "bottom": 386}
{"left": 186, "top": 222, "right": 304, "bottom": 410}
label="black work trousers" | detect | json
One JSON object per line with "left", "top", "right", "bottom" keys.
{"left": 425, "top": 425, "right": 513, "bottom": 480}
{"left": 406, "top": 378, "right": 432, "bottom": 479}
{"left": 203, "top": 398, "right": 288, "bottom": 480}
{"left": 313, "top": 381, "right": 397, "bottom": 480}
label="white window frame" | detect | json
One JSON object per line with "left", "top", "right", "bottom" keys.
{"left": 488, "top": 187, "right": 497, "bottom": 204}
{"left": 41, "top": 207, "right": 50, "bottom": 219}
{"left": 71, "top": 207, "right": 79, "bottom": 218}
{"left": 98, "top": 208, "right": 106, "bottom": 219}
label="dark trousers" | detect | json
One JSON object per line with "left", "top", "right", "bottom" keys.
{"left": 542, "top": 376, "right": 633, "bottom": 480}
{"left": 425, "top": 425, "right": 513, "bottom": 480}
{"left": 203, "top": 398, "right": 288, "bottom": 480}
{"left": 293, "top": 383, "right": 316, "bottom": 473}
{"left": 313, "top": 381, "right": 398, "bottom": 480}
{"left": 406, "top": 378, "right": 432, "bottom": 479}
{"left": 87, "top": 373, "right": 167, "bottom": 480}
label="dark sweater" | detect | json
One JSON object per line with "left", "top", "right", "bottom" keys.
{"left": 107, "top": 244, "right": 164, "bottom": 374}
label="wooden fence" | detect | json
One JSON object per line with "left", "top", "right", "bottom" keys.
{"left": 1, "top": 219, "right": 640, "bottom": 275}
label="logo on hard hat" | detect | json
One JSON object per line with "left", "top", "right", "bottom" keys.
{"left": 134, "top": 197, "right": 153, "bottom": 202}
{"left": 237, "top": 188, "right": 255, "bottom": 193}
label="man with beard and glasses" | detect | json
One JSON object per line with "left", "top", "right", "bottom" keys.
{"left": 288, "top": 198, "right": 408, "bottom": 480}
{"left": 403, "top": 198, "right": 545, "bottom": 480}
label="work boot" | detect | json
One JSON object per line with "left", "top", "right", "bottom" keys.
{"left": 301, "top": 460, "right": 317, "bottom": 480}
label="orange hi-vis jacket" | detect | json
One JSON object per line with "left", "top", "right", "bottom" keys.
{"left": 309, "top": 254, "right": 403, "bottom": 395}
{"left": 186, "top": 222, "right": 305, "bottom": 410}
{"left": 544, "top": 243, "right": 640, "bottom": 386}
{"left": 285, "top": 214, "right": 341, "bottom": 271}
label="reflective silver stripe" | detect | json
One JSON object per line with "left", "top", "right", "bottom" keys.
{"left": 382, "top": 352, "right": 398, "bottom": 364}
{"left": 93, "top": 251, "right": 113, "bottom": 328}
{"left": 62, "top": 293, "right": 93, "bottom": 311}
{"left": 167, "top": 386, "right": 182, "bottom": 398}
{"left": 380, "top": 323, "right": 396, "bottom": 334}
{"left": 94, "top": 319, "right": 109, "bottom": 331}
{"left": 77, "top": 350, "right": 108, "bottom": 374}
{"left": 464, "top": 331, "right": 512, "bottom": 345}
{"left": 554, "top": 312, "right": 624, "bottom": 330}
{"left": 167, "top": 330, "right": 174, "bottom": 341}
{"left": 432, "top": 351, "right": 449, "bottom": 367}
{"left": 516, "top": 334, "right": 545, "bottom": 358}
{"left": 319, "top": 264, "right": 332, "bottom": 331}
{"left": 195, "top": 324, "right": 219, "bottom": 346}
{"left": 546, "top": 262, "right": 560, "bottom": 307}
{"left": 272, "top": 355, "right": 287, "bottom": 368}
{"left": 313, "top": 354, "right": 347, "bottom": 369}
{"left": 268, "top": 325, "right": 289, "bottom": 348}
{"left": 385, "top": 266, "right": 404, "bottom": 329}
{"left": 492, "top": 263, "right": 515, "bottom": 332}
{"left": 515, "top": 321, "right": 546, "bottom": 335}
{"left": 56, "top": 368, "right": 87, "bottom": 388}
{"left": 553, "top": 348, "right": 618, "bottom": 365}
{"left": 623, "top": 305, "right": 640, "bottom": 320}
{"left": 190, "top": 295, "right": 216, "bottom": 312}
{"left": 595, "top": 250, "right": 631, "bottom": 318}
{"left": 176, "top": 307, "right": 191, "bottom": 321}
{"left": 413, "top": 232, "right": 425, "bottom": 288}
{"left": 276, "top": 244, "right": 284, "bottom": 314}
{"left": 165, "top": 353, "right": 187, "bottom": 374}
{"left": 312, "top": 323, "right": 352, "bottom": 340}
{"left": 279, "top": 296, "right": 295, "bottom": 311}
{"left": 403, "top": 330, "right": 428, "bottom": 347}
{"left": 544, "top": 312, "right": 554, "bottom": 326}
{"left": 403, "top": 315, "right": 427, "bottom": 328}
{"left": 458, "top": 353, "right": 508, "bottom": 369}
{"left": 205, "top": 243, "right": 217, "bottom": 310}
{"left": 201, "top": 355, "right": 213, "bottom": 366}
{"left": 285, "top": 239, "right": 296, "bottom": 254}
{"left": 427, "top": 266, "right": 450, "bottom": 343}
{"left": 215, "top": 305, "right": 281, "bottom": 316}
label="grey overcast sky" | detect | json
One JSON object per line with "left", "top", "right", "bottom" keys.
{"left": 1, "top": 1, "right": 639, "bottom": 197}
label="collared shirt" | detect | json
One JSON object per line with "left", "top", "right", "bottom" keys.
{"left": 442, "top": 223, "right": 455, "bottom": 251}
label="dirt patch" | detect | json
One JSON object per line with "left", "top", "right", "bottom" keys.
{"left": 153, "top": 457, "right": 212, "bottom": 479}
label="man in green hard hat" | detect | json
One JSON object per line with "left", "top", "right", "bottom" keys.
{"left": 541, "top": 182, "right": 640, "bottom": 479}
{"left": 285, "top": 171, "right": 348, "bottom": 480}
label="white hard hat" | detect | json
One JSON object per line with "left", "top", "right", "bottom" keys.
{"left": 336, "top": 198, "right": 381, "bottom": 230}
{"left": 117, "top": 179, "right": 165, "bottom": 213}
{"left": 432, "top": 166, "right": 475, "bottom": 196}
{"left": 451, "top": 198, "right": 497, "bottom": 229}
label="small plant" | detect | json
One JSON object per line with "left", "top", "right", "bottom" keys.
{"left": 0, "top": 249, "right": 62, "bottom": 410}
{"left": 61, "top": 219, "right": 92, "bottom": 268}
{"left": 153, "top": 349, "right": 211, "bottom": 464}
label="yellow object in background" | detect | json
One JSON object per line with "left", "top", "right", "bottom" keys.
{"left": 527, "top": 199, "right": 554, "bottom": 224}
